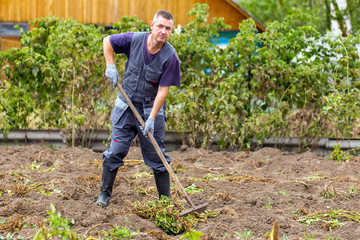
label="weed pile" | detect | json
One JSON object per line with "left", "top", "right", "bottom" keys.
{"left": 133, "top": 197, "right": 197, "bottom": 235}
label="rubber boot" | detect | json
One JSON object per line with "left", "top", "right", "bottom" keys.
{"left": 95, "top": 166, "right": 118, "bottom": 207}
{"left": 153, "top": 169, "right": 171, "bottom": 199}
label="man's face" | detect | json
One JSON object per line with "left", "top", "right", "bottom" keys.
{"left": 151, "top": 16, "right": 174, "bottom": 43}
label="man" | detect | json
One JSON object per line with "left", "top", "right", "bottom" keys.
{"left": 95, "top": 10, "right": 180, "bottom": 207}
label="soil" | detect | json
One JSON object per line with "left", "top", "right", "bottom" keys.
{"left": 1, "top": 145, "right": 360, "bottom": 239}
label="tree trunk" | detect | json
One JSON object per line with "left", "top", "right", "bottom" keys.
{"left": 331, "top": 0, "right": 352, "bottom": 36}
{"left": 325, "top": 0, "right": 332, "bottom": 31}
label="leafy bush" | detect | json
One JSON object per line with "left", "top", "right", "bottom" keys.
{"left": 168, "top": 5, "right": 360, "bottom": 149}
{"left": 1, "top": 3, "right": 360, "bottom": 150}
{"left": 0, "top": 15, "right": 147, "bottom": 146}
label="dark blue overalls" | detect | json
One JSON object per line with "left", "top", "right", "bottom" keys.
{"left": 103, "top": 32, "right": 175, "bottom": 174}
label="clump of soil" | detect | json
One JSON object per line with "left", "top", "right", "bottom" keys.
{"left": 1, "top": 145, "right": 360, "bottom": 239}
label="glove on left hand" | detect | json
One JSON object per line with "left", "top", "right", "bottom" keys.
{"left": 140, "top": 117, "right": 155, "bottom": 136}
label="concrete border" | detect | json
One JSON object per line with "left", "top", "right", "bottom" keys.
{"left": 1, "top": 130, "right": 359, "bottom": 155}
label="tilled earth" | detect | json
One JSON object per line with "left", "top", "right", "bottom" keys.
{"left": 1, "top": 145, "right": 360, "bottom": 239}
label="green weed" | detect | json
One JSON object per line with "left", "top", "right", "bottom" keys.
{"left": 265, "top": 196, "right": 273, "bottom": 210}
{"left": 173, "top": 166, "right": 185, "bottom": 173}
{"left": 330, "top": 143, "right": 353, "bottom": 162}
{"left": 180, "top": 228, "right": 203, "bottom": 240}
{"left": 185, "top": 184, "right": 205, "bottom": 194}
{"left": 304, "top": 233, "right": 317, "bottom": 239}
{"left": 27, "top": 160, "right": 42, "bottom": 170}
{"left": 33, "top": 204, "right": 78, "bottom": 240}
{"left": 100, "top": 222, "right": 139, "bottom": 239}
{"left": 276, "top": 191, "right": 289, "bottom": 195}
{"left": 349, "top": 186, "right": 360, "bottom": 194}
{"left": 234, "top": 227, "right": 255, "bottom": 239}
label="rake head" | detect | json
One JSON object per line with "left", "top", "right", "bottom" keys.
{"left": 179, "top": 202, "right": 209, "bottom": 216}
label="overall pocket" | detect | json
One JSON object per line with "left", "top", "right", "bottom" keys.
{"left": 123, "top": 61, "right": 141, "bottom": 92}
{"left": 144, "top": 67, "right": 161, "bottom": 93}
{"left": 111, "top": 96, "right": 128, "bottom": 125}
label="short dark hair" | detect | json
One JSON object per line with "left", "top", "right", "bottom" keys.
{"left": 153, "top": 10, "right": 174, "bottom": 24}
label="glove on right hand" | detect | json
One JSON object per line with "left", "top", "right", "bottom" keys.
{"left": 140, "top": 117, "right": 155, "bottom": 137}
{"left": 105, "top": 65, "right": 119, "bottom": 88}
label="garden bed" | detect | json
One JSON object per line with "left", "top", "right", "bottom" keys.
{"left": 1, "top": 145, "right": 360, "bottom": 239}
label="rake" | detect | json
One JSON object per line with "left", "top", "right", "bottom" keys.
{"left": 116, "top": 82, "right": 209, "bottom": 216}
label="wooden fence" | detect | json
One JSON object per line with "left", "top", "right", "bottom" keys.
{"left": 0, "top": 0, "right": 264, "bottom": 30}
{"left": 0, "top": 0, "right": 265, "bottom": 50}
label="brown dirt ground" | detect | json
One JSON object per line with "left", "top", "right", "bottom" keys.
{"left": 1, "top": 145, "right": 360, "bottom": 239}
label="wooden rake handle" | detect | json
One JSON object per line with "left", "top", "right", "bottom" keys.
{"left": 116, "top": 83, "right": 195, "bottom": 208}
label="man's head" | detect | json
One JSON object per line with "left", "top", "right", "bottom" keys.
{"left": 150, "top": 10, "right": 174, "bottom": 44}
{"left": 153, "top": 10, "right": 174, "bottom": 26}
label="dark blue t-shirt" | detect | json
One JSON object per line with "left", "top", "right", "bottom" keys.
{"left": 109, "top": 32, "right": 180, "bottom": 87}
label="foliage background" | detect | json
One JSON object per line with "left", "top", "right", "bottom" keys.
{"left": 237, "top": 0, "right": 360, "bottom": 34}
{"left": 1, "top": 3, "right": 360, "bottom": 150}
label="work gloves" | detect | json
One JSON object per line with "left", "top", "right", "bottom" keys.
{"left": 105, "top": 65, "right": 119, "bottom": 88}
{"left": 140, "top": 117, "right": 155, "bottom": 137}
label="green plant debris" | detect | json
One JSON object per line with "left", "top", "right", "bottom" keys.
{"left": 188, "top": 177, "right": 206, "bottom": 182}
{"left": 180, "top": 228, "right": 203, "bottom": 240}
{"left": 0, "top": 232, "right": 26, "bottom": 240}
{"left": 185, "top": 184, "right": 205, "bottom": 194}
{"left": 27, "top": 160, "right": 42, "bottom": 170}
{"left": 130, "top": 172, "right": 153, "bottom": 179}
{"left": 225, "top": 175, "right": 276, "bottom": 183}
{"left": 307, "top": 174, "right": 329, "bottom": 181}
{"left": 203, "top": 173, "right": 223, "bottom": 180}
{"left": 0, "top": 215, "right": 43, "bottom": 235}
{"left": 276, "top": 190, "right": 289, "bottom": 195}
{"left": 133, "top": 197, "right": 217, "bottom": 236}
{"left": 297, "top": 208, "right": 360, "bottom": 230}
{"left": 173, "top": 165, "right": 186, "bottom": 173}
{"left": 28, "top": 182, "right": 61, "bottom": 195}
{"left": 135, "top": 185, "right": 155, "bottom": 196}
{"left": 320, "top": 183, "right": 337, "bottom": 199}
{"left": 133, "top": 197, "right": 197, "bottom": 235}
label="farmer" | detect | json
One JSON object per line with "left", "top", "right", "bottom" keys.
{"left": 95, "top": 10, "right": 180, "bottom": 207}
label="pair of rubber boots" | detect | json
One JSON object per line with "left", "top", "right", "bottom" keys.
{"left": 95, "top": 166, "right": 170, "bottom": 207}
